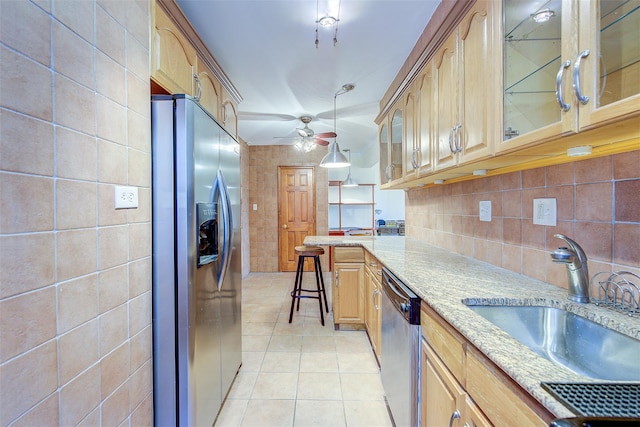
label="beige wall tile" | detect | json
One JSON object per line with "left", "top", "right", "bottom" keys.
{"left": 124, "top": 1, "right": 150, "bottom": 49}
{"left": 613, "top": 222, "right": 639, "bottom": 267}
{"left": 575, "top": 155, "right": 612, "bottom": 183}
{"left": 0, "top": 287, "right": 56, "bottom": 362}
{"left": 99, "top": 304, "right": 128, "bottom": 356}
{"left": 96, "top": 6, "right": 125, "bottom": 65}
{"left": 127, "top": 187, "right": 151, "bottom": 223}
{"left": 54, "top": 74, "right": 96, "bottom": 135}
{"left": 129, "top": 291, "right": 151, "bottom": 336}
{"left": 97, "top": 50, "right": 126, "bottom": 105}
{"left": 130, "top": 327, "right": 151, "bottom": 374}
{"left": 614, "top": 151, "right": 640, "bottom": 179}
{"left": 57, "top": 229, "right": 97, "bottom": 281}
{"left": 129, "top": 257, "right": 151, "bottom": 298}
{"left": 10, "top": 393, "right": 59, "bottom": 427}
{"left": 0, "top": 1, "right": 51, "bottom": 66}
{"left": 59, "top": 364, "right": 101, "bottom": 426}
{"left": 101, "top": 382, "right": 130, "bottom": 427}
{"left": 0, "top": 173, "right": 54, "bottom": 233}
{"left": 76, "top": 407, "right": 101, "bottom": 427}
{"left": 129, "top": 222, "right": 150, "bottom": 261}
{"left": 98, "top": 183, "right": 128, "bottom": 226}
{"left": 99, "top": 265, "right": 129, "bottom": 314}
{"left": 97, "top": 0, "right": 127, "bottom": 26}
{"left": 101, "top": 342, "right": 130, "bottom": 399}
{"left": 56, "top": 180, "right": 97, "bottom": 230}
{"left": 128, "top": 148, "right": 150, "bottom": 187}
{"left": 56, "top": 127, "right": 97, "bottom": 181}
{"left": 53, "top": 21, "right": 95, "bottom": 89}
{"left": 0, "top": 233, "right": 55, "bottom": 299}
{"left": 53, "top": 0, "right": 95, "bottom": 43}
{"left": 1, "top": 109, "right": 54, "bottom": 176}
{"left": 98, "top": 225, "right": 129, "bottom": 270}
{"left": 0, "top": 46, "right": 53, "bottom": 122}
{"left": 129, "top": 359, "right": 152, "bottom": 413}
{"left": 98, "top": 139, "right": 128, "bottom": 185}
{"left": 126, "top": 35, "right": 150, "bottom": 82}
{"left": 97, "top": 94, "right": 127, "bottom": 144}
{"left": 127, "top": 109, "right": 151, "bottom": 152}
{"left": 614, "top": 179, "right": 640, "bottom": 222}
{"left": 58, "top": 274, "right": 99, "bottom": 334}
{"left": 0, "top": 341, "right": 58, "bottom": 426}
{"left": 127, "top": 71, "right": 150, "bottom": 117}
{"left": 130, "top": 394, "right": 153, "bottom": 427}
{"left": 58, "top": 319, "right": 99, "bottom": 384}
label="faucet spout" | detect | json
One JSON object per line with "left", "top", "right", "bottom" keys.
{"left": 551, "top": 234, "right": 590, "bottom": 303}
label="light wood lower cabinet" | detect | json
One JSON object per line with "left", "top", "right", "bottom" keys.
{"left": 364, "top": 252, "right": 382, "bottom": 360}
{"left": 420, "top": 302, "right": 552, "bottom": 427}
{"left": 332, "top": 247, "right": 365, "bottom": 326}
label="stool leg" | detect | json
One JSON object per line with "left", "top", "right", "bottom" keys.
{"left": 313, "top": 256, "right": 325, "bottom": 326}
{"left": 289, "top": 256, "right": 304, "bottom": 323}
{"left": 296, "top": 257, "right": 304, "bottom": 312}
{"left": 315, "top": 256, "right": 329, "bottom": 313}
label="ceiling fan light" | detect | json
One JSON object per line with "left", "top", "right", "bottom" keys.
{"left": 320, "top": 142, "right": 350, "bottom": 168}
{"left": 318, "top": 16, "right": 337, "bottom": 27}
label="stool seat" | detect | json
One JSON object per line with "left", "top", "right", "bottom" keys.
{"left": 289, "top": 245, "right": 329, "bottom": 326}
{"left": 295, "top": 245, "right": 324, "bottom": 256}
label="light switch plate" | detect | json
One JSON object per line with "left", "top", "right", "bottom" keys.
{"left": 479, "top": 200, "right": 492, "bottom": 222}
{"left": 533, "top": 198, "right": 556, "bottom": 226}
{"left": 115, "top": 186, "right": 138, "bottom": 209}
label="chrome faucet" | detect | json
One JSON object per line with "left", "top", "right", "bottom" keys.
{"left": 550, "top": 234, "right": 590, "bottom": 303}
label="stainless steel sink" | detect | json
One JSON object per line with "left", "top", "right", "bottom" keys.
{"left": 466, "top": 305, "right": 640, "bottom": 381}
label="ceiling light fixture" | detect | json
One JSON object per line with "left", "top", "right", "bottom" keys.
{"left": 320, "top": 84, "right": 354, "bottom": 168}
{"left": 294, "top": 137, "right": 316, "bottom": 153}
{"left": 342, "top": 149, "right": 358, "bottom": 187}
{"left": 531, "top": 8, "right": 555, "bottom": 23}
{"left": 315, "top": 0, "right": 341, "bottom": 47}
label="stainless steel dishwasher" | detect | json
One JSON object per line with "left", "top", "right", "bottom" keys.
{"left": 381, "top": 267, "right": 421, "bottom": 427}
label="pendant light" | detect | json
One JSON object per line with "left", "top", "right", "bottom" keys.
{"left": 320, "top": 84, "right": 354, "bottom": 168}
{"left": 342, "top": 149, "right": 357, "bottom": 187}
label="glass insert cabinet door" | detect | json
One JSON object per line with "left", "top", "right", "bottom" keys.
{"left": 379, "top": 123, "right": 389, "bottom": 184}
{"left": 502, "top": 0, "right": 639, "bottom": 141}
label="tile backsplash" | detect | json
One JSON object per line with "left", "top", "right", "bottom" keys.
{"left": 405, "top": 151, "right": 640, "bottom": 290}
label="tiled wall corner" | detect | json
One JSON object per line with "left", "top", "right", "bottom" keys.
{"left": 405, "top": 151, "right": 640, "bottom": 290}
{"left": 0, "top": 0, "right": 153, "bottom": 425}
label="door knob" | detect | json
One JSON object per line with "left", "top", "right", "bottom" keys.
{"left": 282, "top": 224, "right": 288, "bottom": 229}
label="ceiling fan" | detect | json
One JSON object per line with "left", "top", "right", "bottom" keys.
{"left": 275, "top": 116, "right": 337, "bottom": 149}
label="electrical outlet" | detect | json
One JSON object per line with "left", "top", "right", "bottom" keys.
{"left": 114, "top": 186, "right": 138, "bottom": 209}
{"left": 479, "top": 200, "right": 492, "bottom": 222}
{"left": 533, "top": 198, "right": 556, "bottom": 226}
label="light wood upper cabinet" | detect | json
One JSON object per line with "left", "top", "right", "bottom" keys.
{"left": 195, "top": 61, "right": 221, "bottom": 121}
{"left": 434, "top": 1, "right": 497, "bottom": 172}
{"left": 379, "top": 123, "right": 390, "bottom": 185}
{"left": 498, "top": 0, "right": 640, "bottom": 153}
{"left": 403, "top": 88, "right": 418, "bottom": 178}
{"left": 152, "top": 4, "right": 196, "bottom": 96}
{"left": 417, "top": 63, "right": 435, "bottom": 175}
{"left": 221, "top": 88, "right": 238, "bottom": 139}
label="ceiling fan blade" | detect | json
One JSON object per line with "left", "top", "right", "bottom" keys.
{"left": 315, "top": 131, "right": 337, "bottom": 138}
{"left": 238, "top": 111, "right": 298, "bottom": 121}
{"left": 314, "top": 138, "right": 331, "bottom": 146}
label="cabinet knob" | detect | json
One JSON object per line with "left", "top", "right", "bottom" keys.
{"left": 282, "top": 224, "right": 288, "bottom": 229}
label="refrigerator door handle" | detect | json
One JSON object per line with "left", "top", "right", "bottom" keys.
{"left": 216, "top": 170, "right": 233, "bottom": 291}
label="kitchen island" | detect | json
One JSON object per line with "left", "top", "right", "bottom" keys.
{"left": 304, "top": 235, "right": 640, "bottom": 420}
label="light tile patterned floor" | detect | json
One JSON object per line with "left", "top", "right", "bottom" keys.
{"left": 214, "top": 272, "right": 394, "bottom": 427}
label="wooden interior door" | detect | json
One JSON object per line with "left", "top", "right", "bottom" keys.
{"left": 278, "top": 167, "right": 316, "bottom": 271}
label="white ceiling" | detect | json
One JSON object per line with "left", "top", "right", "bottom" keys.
{"left": 175, "top": 0, "right": 440, "bottom": 160}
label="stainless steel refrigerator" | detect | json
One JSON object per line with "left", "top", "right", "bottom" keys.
{"left": 151, "top": 95, "right": 242, "bottom": 427}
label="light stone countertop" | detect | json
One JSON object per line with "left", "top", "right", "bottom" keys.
{"left": 304, "top": 235, "right": 640, "bottom": 418}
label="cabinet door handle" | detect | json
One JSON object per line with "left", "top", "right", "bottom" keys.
{"left": 454, "top": 124, "right": 462, "bottom": 153}
{"left": 193, "top": 73, "right": 202, "bottom": 102}
{"left": 555, "top": 60, "right": 572, "bottom": 112}
{"left": 335, "top": 271, "right": 339, "bottom": 286}
{"left": 448, "top": 409, "right": 461, "bottom": 427}
{"left": 385, "top": 165, "right": 392, "bottom": 182}
{"left": 411, "top": 149, "right": 418, "bottom": 169}
{"left": 573, "top": 49, "right": 590, "bottom": 105}
{"left": 373, "top": 289, "right": 381, "bottom": 310}
{"left": 369, "top": 262, "right": 377, "bottom": 267}
{"left": 448, "top": 127, "right": 456, "bottom": 154}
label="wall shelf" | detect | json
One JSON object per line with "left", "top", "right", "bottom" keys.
{"left": 328, "top": 181, "right": 375, "bottom": 235}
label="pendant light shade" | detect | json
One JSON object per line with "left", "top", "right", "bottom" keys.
{"left": 342, "top": 149, "right": 357, "bottom": 186}
{"left": 319, "top": 142, "right": 350, "bottom": 168}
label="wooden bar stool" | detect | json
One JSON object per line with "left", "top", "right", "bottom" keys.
{"left": 288, "top": 245, "right": 329, "bottom": 325}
